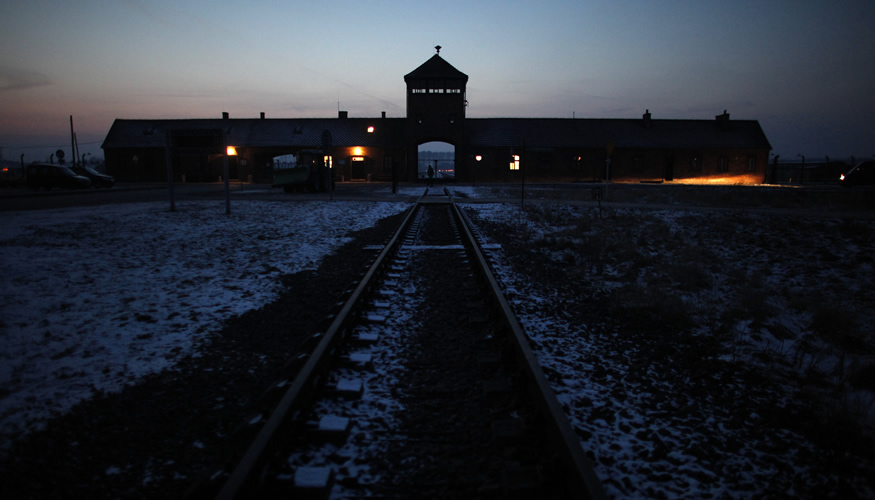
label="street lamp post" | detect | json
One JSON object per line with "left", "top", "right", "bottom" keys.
{"left": 797, "top": 154, "right": 805, "bottom": 184}
{"left": 225, "top": 145, "right": 237, "bottom": 215}
{"left": 165, "top": 130, "right": 176, "bottom": 212}
{"left": 223, "top": 112, "right": 237, "bottom": 215}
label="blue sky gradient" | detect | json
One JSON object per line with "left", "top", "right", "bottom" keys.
{"left": 2, "top": 0, "right": 874, "bottom": 162}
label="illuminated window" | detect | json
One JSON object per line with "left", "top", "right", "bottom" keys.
{"left": 352, "top": 156, "right": 365, "bottom": 162}
{"left": 718, "top": 155, "right": 729, "bottom": 173}
{"left": 447, "top": 88, "right": 461, "bottom": 94}
{"left": 412, "top": 89, "right": 427, "bottom": 94}
{"left": 324, "top": 155, "right": 333, "bottom": 168}
{"left": 746, "top": 155, "right": 757, "bottom": 172}
{"left": 509, "top": 155, "right": 520, "bottom": 170}
{"left": 429, "top": 88, "right": 444, "bottom": 94}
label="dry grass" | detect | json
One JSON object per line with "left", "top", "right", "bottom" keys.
{"left": 511, "top": 192, "right": 875, "bottom": 440}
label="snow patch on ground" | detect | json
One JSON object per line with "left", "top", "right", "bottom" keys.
{"left": 0, "top": 200, "right": 409, "bottom": 445}
{"left": 462, "top": 199, "right": 875, "bottom": 499}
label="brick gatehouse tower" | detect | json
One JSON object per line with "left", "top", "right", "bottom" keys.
{"left": 404, "top": 46, "right": 469, "bottom": 180}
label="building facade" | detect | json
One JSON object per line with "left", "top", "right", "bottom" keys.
{"left": 102, "top": 51, "right": 771, "bottom": 185}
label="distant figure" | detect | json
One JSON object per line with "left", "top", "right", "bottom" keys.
{"left": 426, "top": 164, "right": 434, "bottom": 186}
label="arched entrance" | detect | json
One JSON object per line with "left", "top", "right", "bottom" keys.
{"left": 418, "top": 141, "right": 455, "bottom": 181}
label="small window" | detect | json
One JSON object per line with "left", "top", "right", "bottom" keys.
{"left": 509, "top": 155, "right": 520, "bottom": 171}
{"left": 690, "top": 155, "right": 702, "bottom": 172}
{"left": 429, "top": 88, "right": 444, "bottom": 94}
{"left": 746, "top": 155, "right": 757, "bottom": 172}
{"left": 447, "top": 88, "right": 461, "bottom": 94}
{"left": 412, "top": 88, "right": 427, "bottom": 94}
{"left": 718, "top": 156, "right": 729, "bottom": 173}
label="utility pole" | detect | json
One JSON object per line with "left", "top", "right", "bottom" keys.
{"left": 69, "top": 115, "right": 75, "bottom": 166}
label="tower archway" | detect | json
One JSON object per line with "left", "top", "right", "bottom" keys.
{"left": 418, "top": 141, "right": 455, "bottom": 181}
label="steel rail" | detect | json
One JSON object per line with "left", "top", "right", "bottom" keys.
{"left": 449, "top": 193, "right": 607, "bottom": 500}
{"left": 215, "top": 191, "right": 426, "bottom": 500}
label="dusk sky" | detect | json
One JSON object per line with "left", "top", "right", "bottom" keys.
{"left": 2, "top": 1, "right": 874, "bottom": 163}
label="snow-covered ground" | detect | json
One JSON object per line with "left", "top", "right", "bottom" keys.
{"left": 0, "top": 199, "right": 410, "bottom": 444}
{"left": 458, "top": 196, "right": 875, "bottom": 498}
{"left": 2, "top": 186, "right": 874, "bottom": 498}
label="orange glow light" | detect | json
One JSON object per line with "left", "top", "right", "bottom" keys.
{"left": 353, "top": 147, "right": 363, "bottom": 156}
{"left": 226, "top": 146, "right": 238, "bottom": 156}
{"left": 367, "top": 126, "right": 375, "bottom": 133}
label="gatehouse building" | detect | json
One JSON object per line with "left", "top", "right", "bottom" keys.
{"left": 102, "top": 49, "right": 771, "bottom": 185}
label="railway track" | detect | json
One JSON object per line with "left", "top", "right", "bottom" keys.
{"left": 195, "top": 188, "right": 604, "bottom": 499}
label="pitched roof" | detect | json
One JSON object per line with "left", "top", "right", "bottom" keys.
{"left": 101, "top": 118, "right": 405, "bottom": 150}
{"left": 465, "top": 118, "right": 772, "bottom": 150}
{"left": 404, "top": 55, "right": 468, "bottom": 82}
{"left": 102, "top": 116, "right": 771, "bottom": 152}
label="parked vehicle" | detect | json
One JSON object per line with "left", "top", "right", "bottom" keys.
{"left": 840, "top": 161, "right": 875, "bottom": 186}
{"left": 26, "top": 163, "right": 91, "bottom": 190}
{"left": 0, "top": 165, "right": 25, "bottom": 188}
{"left": 272, "top": 151, "right": 331, "bottom": 193}
{"left": 72, "top": 165, "right": 114, "bottom": 188}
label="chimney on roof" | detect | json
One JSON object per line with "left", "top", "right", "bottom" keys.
{"left": 382, "top": 111, "right": 386, "bottom": 119}
{"left": 260, "top": 112, "right": 265, "bottom": 119}
{"left": 715, "top": 109, "right": 730, "bottom": 130}
{"left": 339, "top": 110, "right": 348, "bottom": 119}
{"left": 222, "top": 112, "right": 229, "bottom": 120}
{"left": 643, "top": 109, "right": 652, "bottom": 129}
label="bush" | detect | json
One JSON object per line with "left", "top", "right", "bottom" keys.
{"left": 608, "top": 283, "right": 693, "bottom": 334}
{"left": 849, "top": 361, "right": 875, "bottom": 392}
{"left": 810, "top": 304, "right": 860, "bottom": 348}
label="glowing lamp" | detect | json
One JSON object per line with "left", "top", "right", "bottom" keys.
{"left": 353, "top": 147, "right": 363, "bottom": 156}
{"left": 367, "top": 126, "right": 375, "bottom": 133}
{"left": 226, "top": 146, "right": 238, "bottom": 156}
{"left": 475, "top": 155, "right": 482, "bottom": 162}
